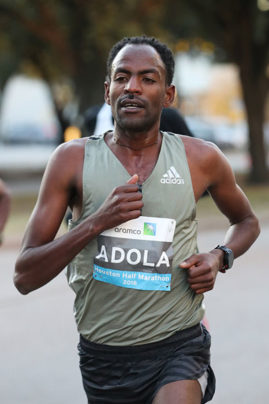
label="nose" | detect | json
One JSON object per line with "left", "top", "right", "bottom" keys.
{"left": 124, "top": 75, "right": 141, "bottom": 94}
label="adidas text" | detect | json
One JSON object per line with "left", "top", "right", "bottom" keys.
{"left": 160, "top": 166, "right": 184, "bottom": 185}
{"left": 160, "top": 178, "right": 184, "bottom": 184}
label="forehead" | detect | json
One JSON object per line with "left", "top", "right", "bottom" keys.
{"left": 111, "top": 44, "right": 166, "bottom": 76}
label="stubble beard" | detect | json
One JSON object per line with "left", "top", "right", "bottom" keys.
{"left": 116, "top": 115, "right": 157, "bottom": 132}
{"left": 114, "top": 104, "right": 160, "bottom": 133}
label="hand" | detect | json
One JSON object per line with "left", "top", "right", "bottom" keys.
{"left": 91, "top": 174, "right": 143, "bottom": 232}
{"left": 180, "top": 251, "right": 221, "bottom": 294}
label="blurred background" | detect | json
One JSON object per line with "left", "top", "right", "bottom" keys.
{"left": 0, "top": 0, "right": 269, "bottom": 186}
{"left": 0, "top": 1, "right": 269, "bottom": 403}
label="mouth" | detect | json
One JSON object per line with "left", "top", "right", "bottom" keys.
{"left": 119, "top": 97, "right": 145, "bottom": 111}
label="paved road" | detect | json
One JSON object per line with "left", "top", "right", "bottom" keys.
{"left": 0, "top": 221, "right": 268, "bottom": 403}
{"left": 198, "top": 224, "right": 269, "bottom": 404}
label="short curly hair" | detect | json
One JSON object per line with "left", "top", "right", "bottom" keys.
{"left": 106, "top": 36, "right": 175, "bottom": 85}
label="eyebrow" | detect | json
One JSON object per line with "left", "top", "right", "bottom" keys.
{"left": 113, "top": 68, "right": 160, "bottom": 77}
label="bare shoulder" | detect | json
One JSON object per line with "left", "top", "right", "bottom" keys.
{"left": 44, "top": 138, "right": 87, "bottom": 182}
{"left": 22, "top": 138, "right": 89, "bottom": 245}
{"left": 180, "top": 135, "right": 226, "bottom": 175}
{"left": 50, "top": 137, "right": 88, "bottom": 164}
{"left": 180, "top": 135, "right": 220, "bottom": 161}
{"left": 178, "top": 135, "right": 235, "bottom": 198}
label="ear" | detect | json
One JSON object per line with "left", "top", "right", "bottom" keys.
{"left": 104, "top": 81, "right": 111, "bottom": 105}
{"left": 163, "top": 84, "right": 175, "bottom": 108}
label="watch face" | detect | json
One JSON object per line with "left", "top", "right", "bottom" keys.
{"left": 215, "top": 245, "right": 234, "bottom": 270}
{"left": 225, "top": 248, "right": 234, "bottom": 269}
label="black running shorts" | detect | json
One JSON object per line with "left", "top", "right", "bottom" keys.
{"left": 78, "top": 323, "right": 216, "bottom": 404}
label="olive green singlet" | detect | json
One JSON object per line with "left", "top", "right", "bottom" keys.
{"left": 67, "top": 131, "right": 204, "bottom": 345}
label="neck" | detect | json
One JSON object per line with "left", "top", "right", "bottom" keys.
{"left": 112, "top": 129, "right": 161, "bottom": 151}
{"left": 114, "top": 138, "right": 159, "bottom": 151}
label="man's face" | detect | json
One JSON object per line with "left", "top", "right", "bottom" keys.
{"left": 105, "top": 44, "right": 174, "bottom": 132}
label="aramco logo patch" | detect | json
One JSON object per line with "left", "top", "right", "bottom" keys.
{"left": 143, "top": 222, "right": 156, "bottom": 236}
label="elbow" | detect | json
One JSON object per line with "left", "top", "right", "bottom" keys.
{"left": 13, "top": 273, "right": 31, "bottom": 295}
{"left": 244, "top": 214, "right": 261, "bottom": 248}
{"left": 253, "top": 214, "right": 261, "bottom": 240}
{"left": 14, "top": 261, "right": 33, "bottom": 295}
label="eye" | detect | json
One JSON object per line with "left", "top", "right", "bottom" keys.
{"left": 114, "top": 75, "right": 128, "bottom": 82}
{"left": 143, "top": 77, "right": 156, "bottom": 83}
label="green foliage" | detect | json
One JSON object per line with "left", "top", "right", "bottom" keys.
{"left": 0, "top": 0, "right": 268, "bottom": 181}
{"left": 0, "top": 0, "right": 169, "bottom": 104}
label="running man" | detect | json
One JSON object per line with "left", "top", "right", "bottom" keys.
{"left": 14, "top": 36, "right": 260, "bottom": 403}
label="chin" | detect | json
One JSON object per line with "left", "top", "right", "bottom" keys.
{"left": 117, "top": 117, "right": 156, "bottom": 132}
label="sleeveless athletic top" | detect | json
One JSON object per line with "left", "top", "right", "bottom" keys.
{"left": 67, "top": 131, "right": 204, "bottom": 345}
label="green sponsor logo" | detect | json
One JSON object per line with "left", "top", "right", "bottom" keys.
{"left": 143, "top": 222, "right": 156, "bottom": 236}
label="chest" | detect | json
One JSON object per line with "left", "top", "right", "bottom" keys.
{"left": 111, "top": 148, "right": 160, "bottom": 184}
{"left": 81, "top": 136, "right": 196, "bottom": 223}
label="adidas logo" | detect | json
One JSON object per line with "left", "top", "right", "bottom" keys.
{"left": 160, "top": 166, "right": 185, "bottom": 184}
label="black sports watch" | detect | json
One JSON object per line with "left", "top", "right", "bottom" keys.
{"left": 215, "top": 245, "right": 234, "bottom": 271}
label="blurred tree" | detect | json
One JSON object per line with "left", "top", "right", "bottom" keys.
{"left": 0, "top": 0, "right": 168, "bottom": 111}
{"left": 163, "top": 0, "right": 269, "bottom": 182}
{"left": 0, "top": 0, "right": 268, "bottom": 182}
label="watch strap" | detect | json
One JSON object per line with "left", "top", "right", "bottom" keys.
{"left": 215, "top": 245, "right": 234, "bottom": 271}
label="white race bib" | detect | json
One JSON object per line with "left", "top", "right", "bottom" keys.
{"left": 93, "top": 216, "right": 176, "bottom": 291}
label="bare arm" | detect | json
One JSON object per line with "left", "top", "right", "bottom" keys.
{"left": 0, "top": 178, "right": 11, "bottom": 243}
{"left": 14, "top": 140, "right": 143, "bottom": 294}
{"left": 181, "top": 139, "right": 260, "bottom": 294}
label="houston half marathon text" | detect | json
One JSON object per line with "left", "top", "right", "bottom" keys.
{"left": 94, "top": 266, "right": 170, "bottom": 282}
